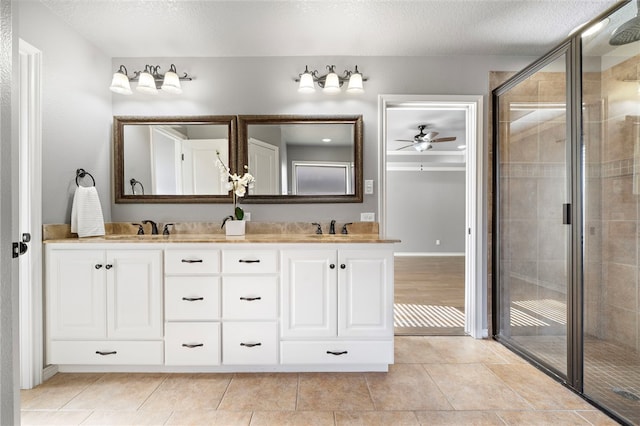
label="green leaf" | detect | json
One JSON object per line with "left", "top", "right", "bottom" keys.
{"left": 235, "top": 206, "right": 244, "bottom": 220}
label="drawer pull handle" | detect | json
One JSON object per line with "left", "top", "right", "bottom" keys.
{"left": 182, "top": 297, "right": 204, "bottom": 302}
{"left": 95, "top": 264, "right": 103, "bottom": 269}
{"left": 327, "top": 350, "right": 348, "bottom": 356}
{"left": 181, "top": 259, "right": 203, "bottom": 263}
{"left": 95, "top": 350, "right": 117, "bottom": 356}
{"left": 182, "top": 343, "right": 204, "bottom": 348}
{"left": 240, "top": 342, "right": 262, "bottom": 348}
{"left": 239, "top": 259, "right": 260, "bottom": 263}
{"left": 240, "top": 296, "right": 262, "bottom": 301}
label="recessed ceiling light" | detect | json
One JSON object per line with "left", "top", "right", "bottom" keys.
{"left": 322, "top": 138, "right": 332, "bottom": 143}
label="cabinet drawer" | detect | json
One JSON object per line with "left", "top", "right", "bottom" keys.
{"left": 48, "top": 340, "right": 163, "bottom": 365}
{"left": 165, "top": 249, "right": 220, "bottom": 275}
{"left": 222, "top": 277, "right": 277, "bottom": 319}
{"left": 222, "top": 322, "right": 278, "bottom": 365}
{"left": 280, "top": 340, "right": 393, "bottom": 365}
{"left": 165, "top": 277, "right": 220, "bottom": 321}
{"left": 165, "top": 322, "right": 221, "bottom": 366}
{"left": 222, "top": 250, "right": 277, "bottom": 274}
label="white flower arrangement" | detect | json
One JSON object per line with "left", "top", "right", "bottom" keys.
{"left": 216, "top": 151, "right": 255, "bottom": 225}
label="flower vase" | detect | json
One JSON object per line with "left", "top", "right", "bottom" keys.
{"left": 225, "top": 220, "right": 246, "bottom": 236}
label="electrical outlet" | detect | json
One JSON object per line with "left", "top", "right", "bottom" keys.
{"left": 361, "top": 212, "right": 375, "bottom": 222}
{"left": 364, "top": 179, "right": 374, "bottom": 195}
{"left": 244, "top": 212, "right": 251, "bottom": 221}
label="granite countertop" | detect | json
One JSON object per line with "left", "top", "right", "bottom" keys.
{"left": 43, "top": 222, "right": 400, "bottom": 244}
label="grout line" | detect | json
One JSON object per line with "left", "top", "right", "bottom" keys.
{"left": 216, "top": 373, "right": 235, "bottom": 410}
{"left": 135, "top": 373, "right": 169, "bottom": 411}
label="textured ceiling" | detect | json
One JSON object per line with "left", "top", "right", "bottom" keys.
{"left": 36, "top": 0, "right": 621, "bottom": 58}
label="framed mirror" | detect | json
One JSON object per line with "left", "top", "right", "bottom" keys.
{"left": 114, "top": 115, "right": 237, "bottom": 203}
{"left": 238, "top": 115, "right": 363, "bottom": 203}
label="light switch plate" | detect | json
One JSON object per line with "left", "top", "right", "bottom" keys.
{"left": 360, "top": 212, "right": 375, "bottom": 222}
{"left": 364, "top": 179, "right": 374, "bottom": 194}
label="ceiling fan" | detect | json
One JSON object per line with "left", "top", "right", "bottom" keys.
{"left": 395, "top": 124, "right": 457, "bottom": 151}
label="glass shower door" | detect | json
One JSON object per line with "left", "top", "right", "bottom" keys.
{"left": 495, "top": 50, "right": 571, "bottom": 378}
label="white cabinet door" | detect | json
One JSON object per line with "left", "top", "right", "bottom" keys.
{"left": 47, "top": 250, "right": 107, "bottom": 339}
{"left": 281, "top": 250, "right": 337, "bottom": 338}
{"left": 107, "top": 250, "right": 163, "bottom": 339}
{"left": 338, "top": 250, "right": 394, "bottom": 337}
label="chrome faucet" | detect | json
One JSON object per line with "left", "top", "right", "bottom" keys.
{"left": 329, "top": 220, "right": 336, "bottom": 235}
{"left": 142, "top": 220, "right": 158, "bottom": 235}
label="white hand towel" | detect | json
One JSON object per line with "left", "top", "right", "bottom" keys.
{"left": 71, "top": 186, "right": 105, "bottom": 238}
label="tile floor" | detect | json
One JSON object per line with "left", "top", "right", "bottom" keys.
{"left": 21, "top": 336, "right": 619, "bottom": 425}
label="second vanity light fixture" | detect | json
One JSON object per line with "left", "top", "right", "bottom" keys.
{"left": 109, "top": 64, "right": 193, "bottom": 95}
{"left": 296, "top": 65, "right": 367, "bottom": 94}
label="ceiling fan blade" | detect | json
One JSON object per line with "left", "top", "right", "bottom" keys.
{"left": 431, "top": 136, "right": 457, "bottom": 143}
{"left": 396, "top": 144, "right": 416, "bottom": 150}
{"left": 394, "top": 139, "right": 415, "bottom": 142}
{"left": 424, "top": 131, "right": 439, "bottom": 140}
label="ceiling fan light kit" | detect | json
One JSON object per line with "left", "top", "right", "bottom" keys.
{"left": 295, "top": 65, "right": 367, "bottom": 94}
{"left": 395, "top": 124, "right": 457, "bottom": 151}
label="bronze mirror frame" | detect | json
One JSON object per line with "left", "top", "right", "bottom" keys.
{"left": 113, "top": 115, "right": 237, "bottom": 203}
{"left": 238, "top": 114, "right": 363, "bottom": 204}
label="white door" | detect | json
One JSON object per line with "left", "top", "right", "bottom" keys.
{"left": 18, "top": 40, "right": 43, "bottom": 389}
{"left": 248, "top": 137, "right": 279, "bottom": 195}
{"left": 338, "top": 250, "right": 394, "bottom": 337}
{"left": 281, "top": 250, "right": 337, "bottom": 338}
{"left": 46, "top": 250, "right": 107, "bottom": 340}
{"left": 150, "top": 126, "right": 183, "bottom": 194}
{"left": 107, "top": 250, "right": 163, "bottom": 339}
{"left": 181, "top": 139, "right": 228, "bottom": 195}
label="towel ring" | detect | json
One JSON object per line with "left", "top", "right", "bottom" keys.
{"left": 76, "top": 168, "right": 96, "bottom": 187}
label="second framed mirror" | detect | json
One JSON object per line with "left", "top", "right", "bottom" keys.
{"left": 238, "top": 115, "right": 363, "bottom": 203}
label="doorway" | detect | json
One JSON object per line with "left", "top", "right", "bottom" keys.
{"left": 378, "top": 95, "right": 485, "bottom": 338}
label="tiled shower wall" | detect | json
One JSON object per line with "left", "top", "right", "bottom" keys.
{"left": 587, "top": 55, "right": 640, "bottom": 351}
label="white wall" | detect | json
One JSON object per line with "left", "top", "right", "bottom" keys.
{"left": 18, "top": 2, "right": 538, "bottom": 225}
{"left": 18, "top": 2, "right": 113, "bottom": 224}
{"left": 387, "top": 170, "right": 466, "bottom": 253}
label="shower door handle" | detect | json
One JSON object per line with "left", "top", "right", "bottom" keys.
{"left": 562, "top": 203, "right": 571, "bottom": 225}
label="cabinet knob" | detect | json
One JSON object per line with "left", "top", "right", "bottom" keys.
{"left": 329, "top": 264, "right": 335, "bottom": 269}
{"left": 95, "top": 264, "right": 103, "bottom": 269}
{"left": 182, "top": 343, "right": 204, "bottom": 349}
{"left": 340, "top": 264, "right": 346, "bottom": 269}
{"left": 182, "top": 297, "right": 204, "bottom": 302}
{"left": 326, "top": 350, "right": 348, "bottom": 356}
{"left": 240, "top": 342, "right": 262, "bottom": 348}
{"left": 105, "top": 264, "right": 113, "bottom": 270}
{"left": 95, "top": 350, "right": 117, "bottom": 356}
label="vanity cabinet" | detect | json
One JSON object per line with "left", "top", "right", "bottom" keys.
{"left": 46, "top": 247, "right": 163, "bottom": 365}
{"left": 44, "top": 238, "right": 396, "bottom": 372}
{"left": 280, "top": 248, "right": 394, "bottom": 365}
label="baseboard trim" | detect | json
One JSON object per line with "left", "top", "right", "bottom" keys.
{"left": 394, "top": 252, "right": 465, "bottom": 257}
{"left": 42, "top": 364, "right": 58, "bottom": 382}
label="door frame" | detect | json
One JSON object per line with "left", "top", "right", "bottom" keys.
{"left": 378, "top": 94, "right": 486, "bottom": 338}
{"left": 18, "top": 39, "right": 44, "bottom": 389}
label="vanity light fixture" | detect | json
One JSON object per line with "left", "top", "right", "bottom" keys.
{"left": 296, "top": 65, "right": 367, "bottom": 94}
{"left": 109, "top": 64, "right": 192, "bottom": 95}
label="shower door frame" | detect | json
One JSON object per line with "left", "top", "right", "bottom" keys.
{"left": 492, "top": 38, "right": 582, "bottom": 388}
{"left": 492, "top": 0, "right": 632, "bottom": 417}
